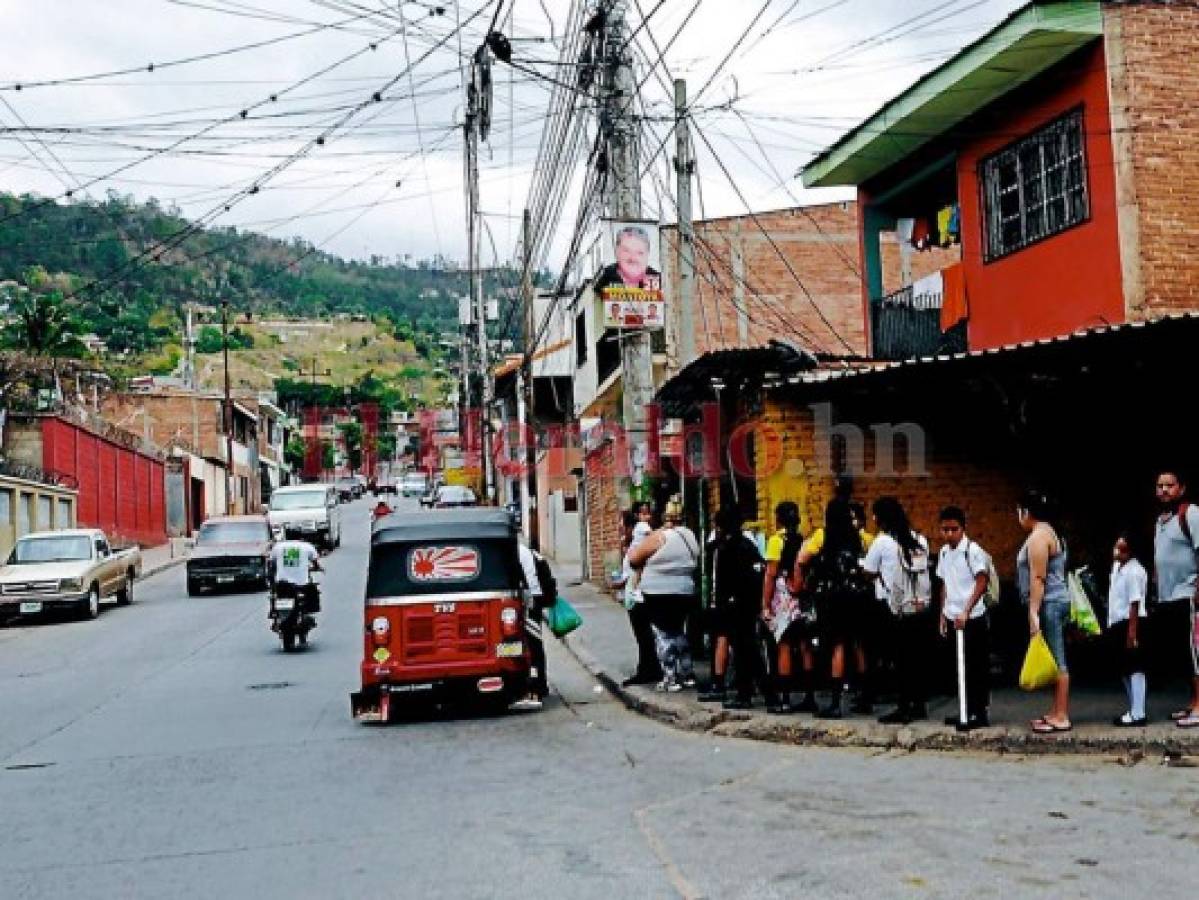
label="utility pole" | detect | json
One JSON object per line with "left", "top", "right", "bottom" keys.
{"left": 220, "top": 292, "right": 235, "bottom": 515}
{"left": 466, "top": 45, "right": 495, "bottom": 503}
{"left": 601, "top": 0, "right": 652, "bottom": 502}
{"left": 182, "top": 303, "right": 196, "bottom": 390}
{"left": 519, "top": 207, "right": 537, "bottom": 547}
{"left": 674, "top": 78, "right": 697, "bottom": 368}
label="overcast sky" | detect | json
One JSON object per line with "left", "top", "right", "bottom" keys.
{"left": 0, "top": 0, "right": 1026, "bottom": 268}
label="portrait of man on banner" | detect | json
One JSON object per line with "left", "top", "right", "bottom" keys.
{"left": 594, "top": 221, "right": 662, "bottom": 297}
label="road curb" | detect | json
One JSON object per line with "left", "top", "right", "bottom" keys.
{"left": 558, "top": 630, "right": 1197, "bottom": 759}
{"left": 138, "top": 557, "right": 187, "bottom": 582}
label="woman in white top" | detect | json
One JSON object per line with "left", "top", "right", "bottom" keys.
{"left": 628, "top": 498, "right": 699, "bottom": 692}
{"left": 862, "top": 496, "right": 932, "bottom": 725}
{"left": 1109, "top": 530, "right": 1151, "bottom": 727}
{"left": 620, "top": 503, "right": 662, "bottom": 686}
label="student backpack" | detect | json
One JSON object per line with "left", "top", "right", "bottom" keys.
{"left": 962, "top": 539, "right": 1002, "bottom": 609}
{"left": 885, "top": 537, "right": 932, "bottom": 616}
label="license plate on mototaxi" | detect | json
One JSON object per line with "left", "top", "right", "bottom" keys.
{"left": 275, "top": 598, "right": 295, "bottom": 611}
{"left": 20, "top": 601, "right": 42, "bottom": 614}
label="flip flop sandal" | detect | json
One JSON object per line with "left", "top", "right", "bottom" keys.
{"left": 1177, "top": 713, "right": 1199, "bottom": 729}
{"left": 1032, "top": 720, "right": 1072, "bottom": 734}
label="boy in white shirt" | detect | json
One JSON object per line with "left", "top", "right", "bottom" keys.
{"left": 935, "top": 507, "right": 991, "bottom": 730}
{"left": 1109, "top": 531, "right": 1150, "bottom": 727}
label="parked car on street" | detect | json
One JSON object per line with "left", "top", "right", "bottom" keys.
{"left": 186, "top": 516, "right": 274, "bottom": 596}
{"left": 267, "top": 484, "right": 343, "bottom": 550}
{"left": 433, "top": 485, "right": 478, "bottom": 508}
{"left": 0, "top": 529, "right": 142, "bottom": 621}
{"left": 335, "top": 476, "right": 359, "bottom": 503}
{"left": 401, "top": 472, "right": 430, "bottom": 498}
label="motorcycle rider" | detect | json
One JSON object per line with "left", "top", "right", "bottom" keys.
{"left": 270, "top": 538, "right": 323, "bottom": 625}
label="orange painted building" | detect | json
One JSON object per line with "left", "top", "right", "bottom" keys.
{"left": 804, "top": 0, "right": 1199, "bottom": 357}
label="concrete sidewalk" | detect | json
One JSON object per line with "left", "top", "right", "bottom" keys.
{"left": 137, "top": 538, "right": 190, "bottom": 581}
{"left": 553, "top": 565, "right": 1199, "bottom": 758}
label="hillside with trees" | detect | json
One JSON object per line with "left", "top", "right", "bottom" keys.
{"left": 0, "top": 191, "right": 517, "bottom": 362}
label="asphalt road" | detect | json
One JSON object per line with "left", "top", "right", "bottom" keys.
{"left": 2, "top": 499, "right": 1197, "bottom": 900}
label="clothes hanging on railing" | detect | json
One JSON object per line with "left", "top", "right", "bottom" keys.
{"left": 940, "top": 263, "right": 968, "bottom": 331}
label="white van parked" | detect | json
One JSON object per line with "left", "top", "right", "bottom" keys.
{"left": 267, "top": 484, "right": 342, "bottom": 550}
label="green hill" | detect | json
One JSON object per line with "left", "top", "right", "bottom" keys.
{"left": 0, "top": 191, "right": 494, "bottom": 360}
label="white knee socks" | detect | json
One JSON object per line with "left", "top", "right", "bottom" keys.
{"left": 1128, "top": 672, "right": 1147, "bottom": 719}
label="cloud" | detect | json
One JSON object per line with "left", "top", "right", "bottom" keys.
{"left": 0, "top": 0, "right": 1026, "bottom": 265}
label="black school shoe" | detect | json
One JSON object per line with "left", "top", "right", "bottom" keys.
{"left": 1113, "top": 712, "right": 1148, "bottom": 727}
{"left": 850, "top": 695, "right": 875, "bottom": 715}
{"left": 879, "top": 704, "right": 925, "bottom": 725}
{"left": 622, "top": 673, "right": 662, "bottom": 687}
{"left": 791, "top": 692, "right": 819, "bottom": 714}
{"left": 945, "top": 712, "right": 991, "bottom": 728}
{"left": 697, "top": 683, "right": 728, "bottom": 703}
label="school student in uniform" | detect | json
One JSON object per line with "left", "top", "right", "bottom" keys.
{"left": 1109, "top": 530, "right": 1151, "bottom": 727}
{"left": 863, "top": 496, "right": 932, "bottom": 725}
{"left": 935, "top": 506, "right": 991, "bottom": 730}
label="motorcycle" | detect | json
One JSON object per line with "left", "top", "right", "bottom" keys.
{"left": 269, "top": 578, "right": 320, "bottom": 651}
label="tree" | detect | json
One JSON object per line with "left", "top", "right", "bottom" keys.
{"left": 321, "top": 441, "right": 337, "bottom": 470}
{"left": 0, "top": 290, "right": 84, "bottom": 356}
{"left": 284, "top": 434, "right": 307, "bottom": 470}
{"left": 376, "top": 431, "right": 397, "bottom": 462}
{"left": 338, "top": 421, "right": 363, "bottom": 472}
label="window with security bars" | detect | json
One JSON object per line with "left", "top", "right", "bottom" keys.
{"left": 981, "top": 108, "right": 1089, "bottom": 261}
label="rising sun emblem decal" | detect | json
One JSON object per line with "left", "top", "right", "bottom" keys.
{"left": 408, "top": 546, "right": 480, "bottom": 582}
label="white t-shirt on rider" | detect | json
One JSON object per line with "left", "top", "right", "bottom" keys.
{"left": 271, "top": 540, "right": 320, "bottom": 586}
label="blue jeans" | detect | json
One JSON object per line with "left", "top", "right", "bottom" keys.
{"left": 1039, "top": 600, "right": 1070, "bottom": 674}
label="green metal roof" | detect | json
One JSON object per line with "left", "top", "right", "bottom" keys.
{"left": 801, "top": 1, "right": 1103, "bottom": 189}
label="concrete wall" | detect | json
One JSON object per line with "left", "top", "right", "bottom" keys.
{"left": 0, "top": 474, "right": 78, "bottom": 561}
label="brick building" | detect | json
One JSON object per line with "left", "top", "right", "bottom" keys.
{"left": 99, "top": 390, "right": 261, "bottom": 515}
{"left": 801, "top": 0, "right": 1199, "bottom": 357}
{"left": 576, "top": 202, "right": 896, "bottom": 581}
{"left": 654, "top": 0, "right": 1199, "bottom": 613}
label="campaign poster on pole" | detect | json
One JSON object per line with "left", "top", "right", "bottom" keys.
{"left": 595, "top": 219, "right": 665, "bottom": 330}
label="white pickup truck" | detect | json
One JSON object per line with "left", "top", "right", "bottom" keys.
{"left": 0, "top": 529, "right": 142, "bottom": 621}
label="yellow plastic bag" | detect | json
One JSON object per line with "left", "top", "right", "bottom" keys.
{"left": 1019, "top": 634, "right": 1059, "bottom": 691}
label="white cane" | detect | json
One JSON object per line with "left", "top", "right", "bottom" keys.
{"left": 955, "top": 627, "right": 968, "bottom": 727}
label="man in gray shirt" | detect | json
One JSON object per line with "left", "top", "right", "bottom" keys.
{"left": 1152, "top": 469, "right": 1199, "bottom": 727}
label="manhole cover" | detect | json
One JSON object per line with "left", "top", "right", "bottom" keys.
{"left": 246, "top": 681, "right": 293, "bottom": 691}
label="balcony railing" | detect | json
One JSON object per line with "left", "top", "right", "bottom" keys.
{"left": 870, "top": 284, "right": 967, "bottom": 361}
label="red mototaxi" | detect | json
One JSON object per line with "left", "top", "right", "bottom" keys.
{"left": 350, "top": 508, "right": 533, "bottom": 722}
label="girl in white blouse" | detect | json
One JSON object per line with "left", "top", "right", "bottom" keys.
{"left": 1109, "top": 531, "right": 1150, "bottom": 727}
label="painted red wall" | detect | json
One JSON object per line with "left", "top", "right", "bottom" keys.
{"left": 957, "top": 42, "right": 1125, "bottom": 349}
{"left": 41, "top": 418, "right": 167, "bottom": 548}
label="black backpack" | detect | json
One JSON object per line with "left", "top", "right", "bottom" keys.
{"left": 809, "top": 543, "right": 868, "bottom": 598}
